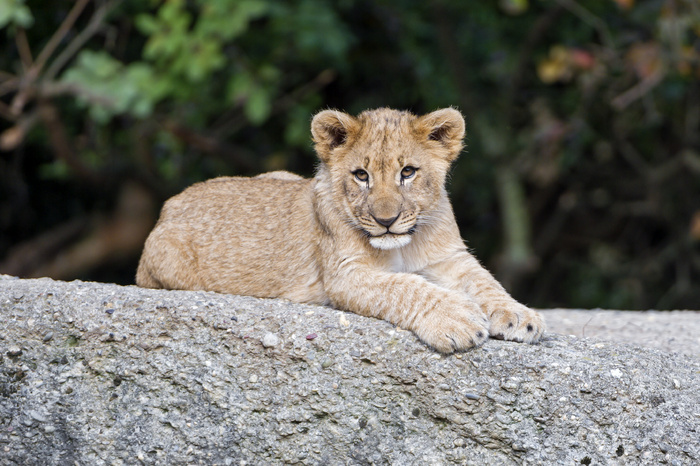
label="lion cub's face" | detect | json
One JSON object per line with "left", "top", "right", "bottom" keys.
{"left": 312, "top": 108, "right": 465, "bottom": 250}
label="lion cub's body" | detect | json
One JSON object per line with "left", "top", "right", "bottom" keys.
{"left": 137, "top": 176, "right": 326, "bottom": 303}
{"left": 137, "top": 108, "right": 545, "bottom": 352}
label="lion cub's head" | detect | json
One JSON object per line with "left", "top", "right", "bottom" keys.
{"left": 312, "top": 107, "right": 465, "bottom": 250}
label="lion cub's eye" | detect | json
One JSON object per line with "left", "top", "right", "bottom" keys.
{"left": 401, "top": 166, "right": 417, "bottom": 180}
{"left": 353, "top": 169, "right": 369, "bottom": 182}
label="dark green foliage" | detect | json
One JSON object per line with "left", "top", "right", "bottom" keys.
{"left": 1, "top": 0, "right": 698, "bottom": 309}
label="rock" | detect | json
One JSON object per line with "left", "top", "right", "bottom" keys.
{"left": 0, "top": 277, "right": 698, "bottom": 465}
{"left": 28, "top": 410, "right": 47, "bottom": 423}
{"left": 261, "top": 332, "right": 279, "bottom": 348}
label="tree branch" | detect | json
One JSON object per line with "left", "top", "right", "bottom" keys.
{"left": 0, "top": 76, "right": 19, "bottom": 100}
{"left": 14, "top": 28, "right": 34, "bottom": 71}
{"left": 611, "top": 68, "right": 666, "bottom": 110}
{"left": 0, "top": 100, "right": 17, "bottom": 122}
{"left": 31, "top": 0, "right": 92, "bottom": 80}
{"left": 44, "top": 0, "right": 122, "bottom": 82}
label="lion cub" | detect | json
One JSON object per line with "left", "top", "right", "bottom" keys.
{"left": 136, "top": 108, "right": 545, "bottom": 352}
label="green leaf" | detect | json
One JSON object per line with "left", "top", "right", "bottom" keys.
{"left": 134, "top": 13, "right": 158, "bottom": 35}
{"left": 0, "top": 0, "right": 34, "bottom": 29}
{"left": 197, "top": 0, "right": 269, "bottom": 40}
{"left": 184, "top": 36, "right": 225, "bottom": 82}
{"left": 227, "top": 72, "right": 254, "bottom": 103}
{"left": 38, "top": 160, "right": 70, "bottom": 180}
{"left": 245, "top": 86, "right": 271, "bottom": 125}
{"left": 284, "top": 105, "right": 316, "bottom": 148}
{"left": 499, "top": 0, "right": 528, "bottom": 15}
{"left": 60, "top": 50, "right": 165, "bottom": 122}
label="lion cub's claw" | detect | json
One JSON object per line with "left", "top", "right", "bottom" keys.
{"left": 488, "top": 303, "right": 545, "bottom": 343}
{"left": 415, "top": 305, "right": 490, "bottom": 353}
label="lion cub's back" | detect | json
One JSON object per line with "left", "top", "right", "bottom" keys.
{"left": 162, "top": 175, "right": 304, "bottom": 221}
{"left": 138, "top": 175, "right": 325, "bottom": 301}
{"left": 159, "top": 177, "right": 311, "bottom": 230}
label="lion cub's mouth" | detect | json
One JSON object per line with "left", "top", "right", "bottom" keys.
{"left": 368, "top": 232, "right": 412, "bottom": 250}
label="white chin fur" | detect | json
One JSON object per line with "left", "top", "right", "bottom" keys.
{"left": 369, "top": 234, "right": 412, "bottom": 250}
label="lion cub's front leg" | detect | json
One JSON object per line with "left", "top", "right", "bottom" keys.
{"left": 422, "top": 251, "right": 546, "bottom": 343}
{"left": 324, "top": 267, "right": 490, "bottom": 353}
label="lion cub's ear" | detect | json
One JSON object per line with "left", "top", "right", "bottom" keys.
{"left": 414, "top": 108, "right": 466, "bottom": 162}
{"left": 311, "top": 110, "right": 359, "bottom": 163}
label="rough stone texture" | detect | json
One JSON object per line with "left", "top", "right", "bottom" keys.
{"left": 541, "top": 308, "right": 700, "bottom": 358}
{"left": 1, "top": 276, "right": 698, "bottom": 465}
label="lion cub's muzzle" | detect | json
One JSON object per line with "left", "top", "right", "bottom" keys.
{"left": 372, "top": 213, "right": 398, "bottom": 229}
{"left": 365, "top": 210, "right": 416, "bottom": 250}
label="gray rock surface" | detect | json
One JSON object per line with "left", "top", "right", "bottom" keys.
{"left": 541, "top": 308, "right": 700, "bottom": 358}
{"left": 1, "top": 276, "right": 699, "bottom": 465}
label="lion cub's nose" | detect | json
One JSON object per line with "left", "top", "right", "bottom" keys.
{"left": 372, "top": 214, "right": 399, "bottom": 228}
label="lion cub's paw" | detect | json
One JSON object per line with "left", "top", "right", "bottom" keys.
{"left": 413, "top": 300, "right": 490, "bottom": 353}
{"left": 488, "top": 302, "right": 545, "bottom": 343}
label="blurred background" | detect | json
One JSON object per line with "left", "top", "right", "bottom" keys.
{"left": 0, "top": 0, "right": 699, "bottom": 309}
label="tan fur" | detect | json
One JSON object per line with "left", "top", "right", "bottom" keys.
{"left": 136, "top": 108, "right": 545, "bottom": 352}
